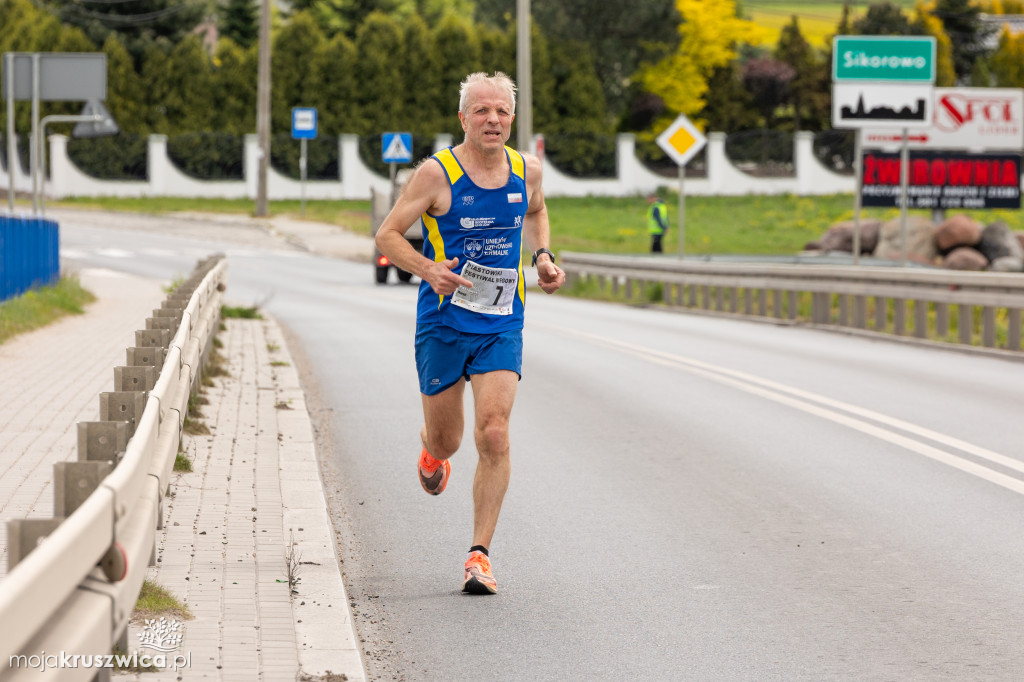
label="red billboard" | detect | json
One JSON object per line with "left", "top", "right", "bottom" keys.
{"left": 860, "top": 150, "right": 1022, "bottom": 209}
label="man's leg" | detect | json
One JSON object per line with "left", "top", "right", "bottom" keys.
{"left": 468, "top": 369, "right": 518, "bottom": 550}
{"left": 420, "top": 379, "right": 466, "bottom": 460}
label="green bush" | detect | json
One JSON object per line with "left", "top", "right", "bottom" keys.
{"left": 67, "top": 134, "right": 147, "bottom": 180}
{"left": 167, "top": 132, "right": 244, "bottom": 180}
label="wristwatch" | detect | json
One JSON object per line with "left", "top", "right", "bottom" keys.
{"left": 531, "top": 248, "right": 555, "bottom": 266}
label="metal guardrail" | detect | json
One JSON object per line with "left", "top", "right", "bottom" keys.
{"left": 1, "top": 215, "right": 59, "bottom": 303}
{"left": 0, "top": 253, "right": 227, "bottom": 680}
{"left": 560, "top": 252, "right": 1024, "bottom": 353}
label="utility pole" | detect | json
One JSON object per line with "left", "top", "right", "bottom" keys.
{"left": 516, "top": 0, "right": 532, "bottom": 154}
{"left": 255, "top": 0, "right": 271, "bottom": 217}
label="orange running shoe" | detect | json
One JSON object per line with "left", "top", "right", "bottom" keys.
{"left": 418, "top": 448, "right": 450, "bottom": 496}
{"left": 463, "top": 550, "right": 497, "bottom": 595}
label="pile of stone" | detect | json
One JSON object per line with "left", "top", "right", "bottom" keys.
{"left": 806, "top": 215, "right": 1024, "bottom": 272}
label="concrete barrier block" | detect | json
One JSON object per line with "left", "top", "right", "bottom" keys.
{"left": 153, "top": 307, "right": 182, "bottom": 328}
{"left": 126, "top": 346, "right": 165, "bottom": 367}
{"left": 145, "top": 316, "right": 176, "bottom": 332}
{"left": 114, "top": 365, "right": 159, "bottom": 392}
{"left": 135, "top": 328, "right": 171, "bottom": 349}
{"left": 54, "top": 461, "right": 113, "bottom": 517}
{"left": 99, "top": 392, "right": 147, "bottom": 438}
{"left": 7, "top": 518, "right": 64, "bottom": 570}
{"left": 77, "top": 421, "right": 128, "bottom": 462}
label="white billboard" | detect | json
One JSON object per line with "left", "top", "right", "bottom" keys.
{"left": 862, "top": 87, "right": 1024, "bottom": 151}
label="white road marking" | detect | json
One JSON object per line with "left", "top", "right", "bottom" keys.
{"left": 552, "top": 325, "right": 1024, "bottom": 497}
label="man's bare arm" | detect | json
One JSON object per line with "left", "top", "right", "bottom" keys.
{"left": 521, "top": 154, "right": 565, "bottom": 294}
{"left": 375, "top": 162, "right": 472, "bottom": 295}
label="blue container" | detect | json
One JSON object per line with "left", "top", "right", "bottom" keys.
{"left": 0, "top": 216, "right": 61, "bottom": 304}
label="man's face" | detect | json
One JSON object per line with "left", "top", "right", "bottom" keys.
{"left": 459, "top": 83, "right": 514, "bottom": 152}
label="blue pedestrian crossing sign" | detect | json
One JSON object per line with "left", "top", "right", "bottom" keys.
{"left": 291, "top": 107, "right": 317, "bottom": 140}
{"left": 382, "top": 132, "right": 413, "bottom": 163}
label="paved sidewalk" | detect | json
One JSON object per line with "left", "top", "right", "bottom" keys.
{"left": 0, "top": 267, "right": 364, "bottom": 681}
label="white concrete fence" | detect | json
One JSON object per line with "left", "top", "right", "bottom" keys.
{"left": 0, "top": 131, "right": 856, "bottom": 202}
{"left": 0, "top": 255, "right": 225, "bottom": 681}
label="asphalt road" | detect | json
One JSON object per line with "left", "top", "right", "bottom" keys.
{"left": 60, "top": 217, "right": 1024, "bottom": 681}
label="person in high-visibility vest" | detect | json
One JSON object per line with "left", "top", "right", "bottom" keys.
{"left": 647, "top": 193, "right": 669, "bottom": 253}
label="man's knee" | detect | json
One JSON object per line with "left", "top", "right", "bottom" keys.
{"left": 425, "top": 429, "right": 462, "bottom": 459}
{"left": 475, "top": 420, "right": 510, "bottom": 460}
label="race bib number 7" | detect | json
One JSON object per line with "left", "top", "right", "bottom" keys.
{"left": 451, "top": 260, "right": 518, "bottom": 316}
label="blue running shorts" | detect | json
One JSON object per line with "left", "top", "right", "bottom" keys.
{"left": 415, "top": 324, "right": 523, "bottom": 395}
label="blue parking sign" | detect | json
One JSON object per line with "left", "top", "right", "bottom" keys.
{"left": 292, "top": 107, "right": 317, "bottom": 139}
{"left": 382, "top": 132, "right": 413, "bottom": 163}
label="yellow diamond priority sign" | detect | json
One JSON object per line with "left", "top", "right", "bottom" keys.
{"left": 656, "top": 114, "right": 707, "bottom": 167}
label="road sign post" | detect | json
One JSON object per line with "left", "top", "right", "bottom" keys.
{"left": 291, "top": 107, "right": 317, "bottom": 217}
{"left": 832, "top": 36, "right": 936, "bottom": 266}
{"left": 655, "top": 114, "right": 706, "bottom": 260}
{"left": 381, "top": 132, "right": 413, "bottom": 203}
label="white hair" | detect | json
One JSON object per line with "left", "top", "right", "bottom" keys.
{"left": 458, "top": 72, "right": 517, "bottom": 116}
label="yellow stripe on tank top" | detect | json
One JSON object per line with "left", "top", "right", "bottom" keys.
{"left": 434, "top": 148, "right": 464, "bottom": 184}
{"left": 517, "top": 255, "right": 525, "bottom": 304}
{"left": 505, "top": 147, "right": 525, "bottom": 180}
{"left": 422, "top": 212, "right": 447, "bottom": 308}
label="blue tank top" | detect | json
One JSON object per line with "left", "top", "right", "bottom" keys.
{"left": 416, "top": 146, "right": 528, "bottom": 333}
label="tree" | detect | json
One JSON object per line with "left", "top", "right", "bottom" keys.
{"left": 44, "top": 0, "right": 208, "bottom": 66}
{"left": 353, "top": 12, "right": 407, "bottom": 134}
{"left": 102, "top": 34, "right": 148, "bottom": 134}
{"left": 311, "top": 33, "right": 359, "bottom": 135}
{"left": 220, "top": 0, "right": 259, "bottom": 49}
{"left": 699, "top": 61, "right": 759, "bottom": 132}
{"left": 929, "top": 0, "right": 996, "bottom": 83}
{"left": 210, "top": 38, "right": 257, "bottom": 134}
{"left": 851, "top": 2, "right": 915, "bottom": 35}
{"left": 912, "top": 1, "right": 957, "bottom": 87}
{"left": 401, "top": 15, "right": 444, "bottom": 139}
{"left": 162, "top": 36, "right": 216, "bottom": 133}
{"left": 639, "top": 0, "right": 765, "bottom": 124}
{"left": 271, "top": 12, "right": 327, "bottom": 133}
{"left": 742, "top": 55, "right": 796, "bottom": 129}
{"left": 288, "top": 0, "right": 416, "bottom": 38}
{"left": 432, "top": 13, "right": 482, "bottom": 137}
{"left": 990, "top": 26, "right": 1024, "bottom": 87}
{"left": 774, "top": 16, "right": 818, "bottom": 130}
{"left": 476, "top": 0, "right": 681, "bottom": 124}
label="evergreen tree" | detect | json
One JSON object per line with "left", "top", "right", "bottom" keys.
{"left": 353, "top": 12, "right": 407, "bottom": 134}
{"left": 912, "top": 2, "right": 957, "bottom": 86}
{"left": 311, "top": 33, "right": 360, "bottom": 134}
{"left": 851, "top": 2, "right": 915, "bottom": 35}
{"left": 699, "top": 61, "right": 759, "bottom": 132}
{"left": 139, "top": 40, "right": 174, "bottom": 131}
{"left": 211, "top": 38, "right": 257, "bottom": 134}
{"left": 271, "top": 12, "right": 328, "bottom": 133}
{"left": 220, "top": 0, "right": 259, "bottom": 49}
{"left": 432, "top": 13, "right": 482, "bottom": 137}
{"left": 774, "top": 17, "right": 817, "bottom": 131}
{"left": 164, "top": 36, "right": 215, "bottom": 133}
{"left": 401, "top": 15, "right": 444, "bottom": 140}
{"left": 930, "top": 0, "right": 996, "bottom": 83}
{"left": 102, "top": 34, "right": 148, "bottom": 134}
{"left": 44, "top": 0, "right": 208, "bottom": 66}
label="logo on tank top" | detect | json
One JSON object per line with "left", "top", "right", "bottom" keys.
{"left": 463, "top": 195, "right": 475, "bottom": 205}
{"left": 459, "top": 217, "right": 496, "bottom": 229}
{"left": 465, "top": 239, "right": 484, "bottom": 259}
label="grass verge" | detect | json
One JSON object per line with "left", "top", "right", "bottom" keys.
{"left": 0, "top": 277, "right": 96, "bottom": 345}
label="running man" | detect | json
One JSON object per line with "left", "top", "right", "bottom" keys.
{"left": 374, "top": 71, "right": 564, "bottom": 595}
